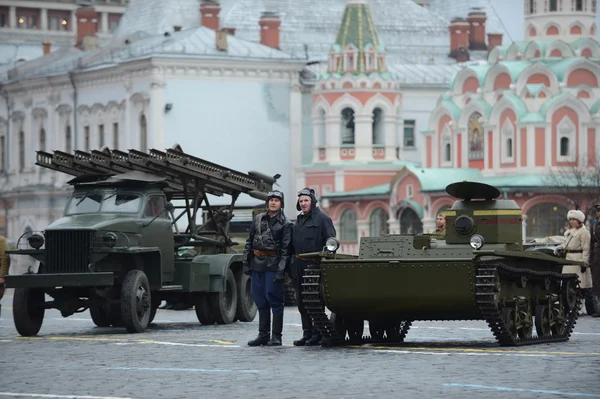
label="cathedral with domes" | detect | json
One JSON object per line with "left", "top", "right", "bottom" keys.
{"left": 311, "top": 0, "right": 600, "bottom": 254}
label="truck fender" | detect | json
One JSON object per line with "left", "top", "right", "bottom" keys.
{"left": 192, "top": 253, "right": 244, "bottom": 293}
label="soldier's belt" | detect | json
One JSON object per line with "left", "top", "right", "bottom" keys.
{"left": 253, "top": 250, "right": 278, "bottom": 256}
{"left": 565, "top": 249, "right": 583, "bottom": 253}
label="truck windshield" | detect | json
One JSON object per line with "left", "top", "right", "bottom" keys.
{"left": 66, "top": 192, "right": 142, "bottom": 215}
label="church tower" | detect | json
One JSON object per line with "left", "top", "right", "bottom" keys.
{"left": 524, "top": 0, "right": 597, "bottom": 41}
{"left": 311, "top": 0, "right": 401, "bottom": 164}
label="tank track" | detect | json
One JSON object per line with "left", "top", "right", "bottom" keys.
{"left": 476, "top": 261, "right": 581, "bottom": 346}
{"left": 302, "top": 265, "right": 412, "bottom": 347}
{"left": 301, "top": 261, "right": 582, "bottom": 347}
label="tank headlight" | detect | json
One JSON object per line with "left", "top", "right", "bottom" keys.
{"left": 28, "top": 233, "right": 44, "bottom": 249}
{"left": 102, "top": 232, "right": 118, "bottom": 248}
{"left": 325, "top": 237, "right": 340, "bottom": 252}
{"left": 470, "top": 234, "right": 485, "bottom": 250}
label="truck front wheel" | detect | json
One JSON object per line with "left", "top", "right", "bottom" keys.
{"left": 121, "top": 270, "right": 151, "bottom": 333}
{"left": 13, "top": 288, "right": 46, "bottom": 337}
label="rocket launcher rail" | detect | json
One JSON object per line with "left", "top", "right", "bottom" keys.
{"left": 35, "top": 145, "right": 278, "bottom": 202}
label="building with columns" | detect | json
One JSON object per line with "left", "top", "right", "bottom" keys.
{"left": 315, "top": 0, "right": 600, "bottom": 255}
{"left": 0, "top": 0, "right": 127, "bottom": 65}
{"left": 0, "top": 0, "right": 510, "bottom": 244}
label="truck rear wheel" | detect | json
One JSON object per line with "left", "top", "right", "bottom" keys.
{"left": 121, "top": 270, "right": 152, "bottom": 333}
{"left": 13, "top": 288, "right": 45, "bottom": 337}
{"left": 235, "top": 273, "right": 257, "bottom": 322}
{"left": 209, "top": 268, "right": 237, "bottom": 324}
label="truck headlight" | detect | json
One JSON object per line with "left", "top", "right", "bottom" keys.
{"left": 28, "top": 233, "right": 44, "bottom": 249}
{"left": 102, "top": 232, "right": 118, "bottom": 248}
{"left": 325, "top": 237, "right": 340, "bottom": 252}
{"left": 470, "top": 234, "right": 485, "bottom": 250}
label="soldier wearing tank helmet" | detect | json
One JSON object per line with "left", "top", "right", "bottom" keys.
{"left": 292, "top": 187, "right": 337, "bottom": 346}
{"left": 243, "top": 190, "right": 293, "bottom": 346}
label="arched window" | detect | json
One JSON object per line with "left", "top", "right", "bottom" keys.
{"left": 557, "top": 116, "right": 575, "bottom": 162}
{"left": 529, "top": 0, "right": 535, "bottom": 13}
{"left": 341, "top": 108, "right": 355, "bottom": 145}
{"left": 576, "top": 0, "right": 583, "bottom": 11}
{"left": 372, "top": 107, "right": 384, "bottom": 145}
{"left": 526, "top": 202, "right": 569, "bottom": 239}
{"left": 39, "top": 128, "right": 46, "bottom": 151}
{"left": 501, "top": 121, "right": 515, "bottom": 163}
{"left": 65, "top": 125, "right": 72, "bottom": 153}
{"left": 140, "top": 113, "right": 147, "bottom": 151}
{"left": 340, "top": 209, "right": 358, "bottom": 241}
{"left": 19, "top": 130, "right": 25, "bottom": 171}
{"left": 445, "top": 142, "right": 451, "bottom": 162}
{"left": 369, "top": 208, "right": 389, "bottom": 237}
{"left": 560, "top": 137, "right": 569, "bottom": 157}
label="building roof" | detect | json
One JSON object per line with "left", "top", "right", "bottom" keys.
{"left": 221, "top": 0, "right": 455, "bottom": 65}
{"left": 428, "top": 0, "right": 510, "bottom": 37}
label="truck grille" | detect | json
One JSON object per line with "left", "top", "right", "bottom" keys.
{"left": 44, "top": 230, "right": 95, "bottom": 274}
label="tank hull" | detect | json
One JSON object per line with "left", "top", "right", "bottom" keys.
{"left": 322, "top": 261, "right": 480, "bottom": 320}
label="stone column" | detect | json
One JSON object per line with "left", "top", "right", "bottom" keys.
{"left": 101, "top": 12, "right": 108, "bottom": 33}
{"left": 288, "top": 82, "right": 302, "bottom": 198}
{"left": 357, "top": 219, "right": 370, "bottom": 239}
{"left": 383, "top": 115, "right": 396, "bottom": 161}
{"left": 354, "top": 113, "right": 372, "bottom": 161}
{"left": 9, "top": 6, "right": 16, "bottom": 28}
{"left": 422, "top": 217, "right": 436, "bottom": 234}
{"left": 387, "top": 217, "right": 399, "bottom": 235}
{"left": 123, "top": 77, "right": 132, "bottom": 149}
{"left": 40, "top": 8, "right": 48, "bottom": 30}
{"left": 23, "top": 99, "right": 33, "bottom": 174}
{"left": 149, "top": 70, "right": 165, "bottom": 149}
{"left": 326, "top": 115, "right": 341, "bottom": 163}
{"left": 521, "top": 214, "right": 528, "bottom": 242}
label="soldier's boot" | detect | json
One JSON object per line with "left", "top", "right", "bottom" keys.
{"left": 247, "top": 312, "right": 271, "bottom": 346}
{"left": 305, "top": 330, "right": 322, "bottom": 346}
{"left": 267, "top": 313, "right": 283, "bottom": 346}
{"left": 293, "top": 314, "right": 313, "bottom": 346}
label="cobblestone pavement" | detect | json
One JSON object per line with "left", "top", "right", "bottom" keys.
{"left": 1, "top": 289, "right": 599, "bottom": 399}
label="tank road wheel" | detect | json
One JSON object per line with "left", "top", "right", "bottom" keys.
{"left": 517, "top": 301, "right": 534, "bottom": 340}
{"left": 345, "top": 319, "right": 364, "bottom": 344}
{"left": 90, "top": 306, "right": 111, "bottom": 327}
{"left": 501, "top": 307, "right": 518, "bottom": 339}
{"left": 13, "top": 288, "right": 46, "bottom": 337}
{"left": 235, "top": 273, "right": 257, "bottom": 322}
{"left": 368, "top": 320, "right": 385, "bottom": 341}
{"left": 121, "top": 270, "right": 152, "bottom": 333}
{"left": 561, "top": 280, "right": 578, "bottom": 312}
{"left": 195, "top": 294, "right": 215, "bottom": 325}
{"left": 550, "top": 305, "right": 567, "bottom": 336}
{"left": 534, "top": 304, "right": 551, "bottom": 338}
{"left": 209, "top": 268, "right": 238, "bottom": 324}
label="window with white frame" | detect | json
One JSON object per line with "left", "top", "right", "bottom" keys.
{"left": 340, "top": 209, "right": 358, "bottom": 241}
{"left": 341, "top": 108, "right": 355, "bottom": 145}
{"left": 404, "top": 119, "right": 415, "bottom": 147}
{"left": 369, "top": 208, "right": 389, "bottom": 237}
{"left": 557, "top": 116, "right": 576, "bottom": 162}
{"left": 501, "top": 121, "right": 515, "bottom": 163}
{"left": 372, "top": 108, "right": 385, "bottom": 145}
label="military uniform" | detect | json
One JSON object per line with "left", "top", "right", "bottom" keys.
{"left": 243, "top": 191, "right": 293, "bottom": 346}
{"left": 292, "top": 188, "right": 336, "bottom": 346}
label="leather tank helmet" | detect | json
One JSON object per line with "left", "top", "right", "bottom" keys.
{"left": 266, "top": 190, "right": 285, "bottom": 208}
{"left": 296, "top": 187, "right": 318, "bottom": 211}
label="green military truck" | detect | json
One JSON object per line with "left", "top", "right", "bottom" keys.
{"left": 5, "top": 145, "right": 280, "bottom": 336}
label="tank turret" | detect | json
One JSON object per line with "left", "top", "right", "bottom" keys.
{"left": 444, "top": 181, "right": 523, "bottom": 250}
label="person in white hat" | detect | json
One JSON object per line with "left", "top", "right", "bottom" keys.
{"left": 555, "top": 209, "right": 592, "bottom": 314}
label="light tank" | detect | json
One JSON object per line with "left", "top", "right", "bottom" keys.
{"left": 299, "top": 181, "right": 583, "bottom": 347}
